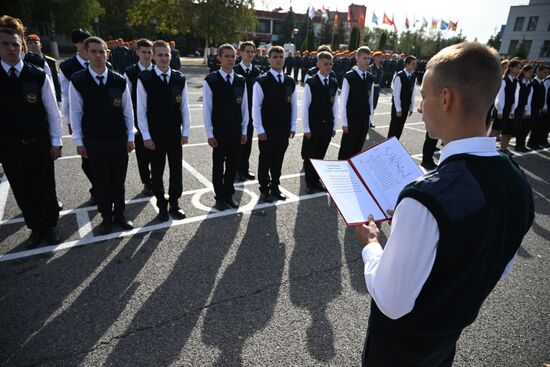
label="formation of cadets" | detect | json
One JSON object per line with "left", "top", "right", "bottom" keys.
{"left": 1, "top": 15, "right": 549, "bottom": 248}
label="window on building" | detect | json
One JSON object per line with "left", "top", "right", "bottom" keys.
{"left": 527, "top": 16, "right": 538, "bottom": 31}
{"left": 272, "top": 20, "right": 285, "bottom": 35}
{"left": 540, "top": 40, "right": 550, "bottom": 58}
{"left": 508, "top": 40, "right": 519, "bottom": 55}
{"left": 514, "top": 17, "right": 524, "bottom": 31}
{"left": 257, "top": 19, "right": 271, "bottom": 34}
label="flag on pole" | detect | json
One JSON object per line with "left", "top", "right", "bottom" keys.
{"left": 334, "top": 8, "right": 340, "bottom": 27}
{"left": 372, "top": 12, "right": 379, "bottom": 26}
{"left": 431, "top": 18, "right": 439, "bottom": 30}
{"left": 382, "top": 12, "right": 393, "bottom": 27}
{"left": 449, "top": 20, "right": 458, "bottom": 31}
{"left": 347, "top": 8, "right": 351, "bottom": 22}
{"left": 440, "top": 20, "right": 449, "bottom": 30}
{"left": 405, "top": 16, "right": 410, "bottom": 30}
{"left": 422, "top": 17, "right": 428, "bottom": 28}
{"left": 308, "top": 6, "right": 316, "bottom": 19}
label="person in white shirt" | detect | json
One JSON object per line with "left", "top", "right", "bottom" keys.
{"left": 355, "top": 42, "right": 534, "bottom": 367}
{"left": 492, "top": 59, "right": 521, "bottom": 154}
{"left": 203, "top": 44, "right": 249, "bottom": 211}
{"left": 69, "top": 37, "right": 136, "bottom": 235}
{"left": 527, "top": 65, "right": 550, "bottom": 149}
{"left": 514, "top": 64, "right": 534, "bottom": 152}
{"left": 387, "top": 56, "right": 417, "bottom": 139}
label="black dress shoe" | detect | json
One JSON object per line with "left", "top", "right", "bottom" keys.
{"left": 169, "top": 206, "right": 186, "bottom": 220}
{"left": 370, "top": 123, "right": 376, "bottom": 128}
{"left": 57, "top": 198, "right": 63, "bottom": 211}
{"left": 260, "top": 192, "right": 273, "bottom": 202}
{"left": 114, "top": 216, "right": 134, "bottom": 230}
{"left": 421, "top": 161, "right": 438, "bottom": 171}
{"left": 98, "top": 220, "right": 112, "bottom": 235}
{"left": 305, "top": 185, "right": 318, "bottom": 194}
{"left": 271, "top": 190, "right": 287, "bottom": 201}
{"left": 243, "top": 172, "right": 255, "bottom": 180}
{"left": 158, "top": 210, "right": 169, "bottom": 222}
{"left": 236, "top": 173, "right": 245, "bottom": 181}
{"left": 514, "top": 146, "right": 530, "bottom": 153}
{"left": 43, "top": 227, "right": 60, "bottom": 244}
{"left": 88, "top": 194, "right": 96, "bottom": 206}
{"left": 225, "top": 198, "right": 239, "bottom": 209}
{"left": 527, "top": 143, "right": 541, "bottom": 150}
{"left": 316, "top": 182, "right": 328, "bottom": 192}
{"left": 214, "top": 200, "right": 228, "bottom": 211}
{"left": 142, "top": 183, "right": 154, "bottom": 196}
{"left": 26, "top": 230, "right": 42, "bottom": 249}
{"left": 541, "top": 142, "right": 550, "bottom": 148}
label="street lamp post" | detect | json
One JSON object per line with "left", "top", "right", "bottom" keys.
{"left": 94, "top": 17, "right": 100, "bottom": 37}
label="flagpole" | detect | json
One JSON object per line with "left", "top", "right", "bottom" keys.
{"left": 306, "top": 7, "right": 310, "bottom": 51}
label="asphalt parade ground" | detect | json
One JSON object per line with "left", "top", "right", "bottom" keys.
{"left": 1, "top": 65, "right": 549, "bottom": 366}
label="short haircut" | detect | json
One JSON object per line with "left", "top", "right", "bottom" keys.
{"left": 83, "top": 36, "right": 107, "bottom": 50}
{"left": 405, "top": 55, "right": 417, "bottom": 65}
{"left": 268, "top": 45, "right": 284, "bottom": 57}
{"left": 357, "top": 46, "right": 371, "bottom": 57}
{"left": 71, "top": 28, "right": 92, "bottom": 44}
{"left": 239, "top": 41, "right": 255, "bottom": 51}
{"left": 218, "top": 43, "right": 236, "bottom": 56}
{"left": 318, "top": 44, "right": 332, "bottom": 53}
{"left": 537, "top": 64, "right": 549, "bottom": 72}
{"left": 0, "top": 27, "right": 18, "bottom": 37}
{"left": 0, "top": 15, "right": 25, "bottom": 36}
{"left": 152, "top": 40, "right": 170, "bottom": 53}
{"left": 426, "top": 42, "right": 501, "bottom": 116}
{"left": 136, "top": 38, "right": 153, "bottom": 49}
{"left": 317, "top": 51, "right": 333, "bottom": 61}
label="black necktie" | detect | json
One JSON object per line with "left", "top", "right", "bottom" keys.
{"left": 277, "top": 74, "right": 282, "bottom": 83}
{"left": 9, "top": 67, "right": 17, "bottom": 80}
{"left": 324, "top": 77, "right": 328, "bottom": 87}
{"left": 362, "top": 72, "right": 366, "bottom": 80}
{"left": 226, "top": 74, "right": 231, "bottom": 85}
{"left": 245, "top": 68, "right": 250, "bottom": 74}
{"left": 84, "top": 61, "right": 89, "bottom": 69}
{"left": 162, "top": 73, "right": 168, "bottom": 84}
{"left": 96, "top": 75, "right": 104, "bottom": 86}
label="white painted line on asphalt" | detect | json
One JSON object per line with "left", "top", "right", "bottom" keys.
{"left": 0, "top": 174, "right": 9, "bottom": 221}
{"left": 0, "top": 190, "right": 329, "bottom": 262}
{"left": 76, "top": 210, "right": 94, "bottom": 239}
{"left": 277, "top": 186, "right": 299, "bottom": 200}
{"left": 182, "top": 159, "right": 213, "bottom": 189}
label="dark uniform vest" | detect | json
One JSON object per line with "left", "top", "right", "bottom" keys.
{"left": 531, "top": 78, "right": 546, "bottom": 115}
{"left": 369, "top": 63, "right": 385, "bottom": 85}
{"left": 59, "top": 55, "right": 86, "bottom": 80}
{"left": 516, "top": 80, "right": 532, "bottom": 117}
{"left": 502, "top": 76, "right": 518, "bottom": 116}
{"left": 393, "top": 70, "right": 416, "bottom": 112}
{"left": 256, "top": 72, "right": 296, "bottom": 137}
{"left": 24, "top": 53, "right": 61, "bottom": 101}
{"left": 368, "top": 154, "right": 534, "bottom": 364}
{"left": 124, "top": 63, "right": 153, "bottom": 127}
{"left": 138, "top": 69, "right": 186, "bottom": 141}
{"left": 0, "top": 63, "right": 49, "bottom": 141}
{"left": 70, "top": 69, "right": 127, "bottom": 140}
{"left": 344, "top": 69, "right": 374, "bottom": 121}
{"left": 306, "top": 74, "right": 338, "bottom": 131}
{"left": 234, "top": 64, "right": 261, "bottom": 120}
{"left": 205, "top": 71, "right": 246, "bottom": 140}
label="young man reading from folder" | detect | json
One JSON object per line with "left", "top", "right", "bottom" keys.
{"left": 355, "top": 43, "right": 534, "bottom": 367}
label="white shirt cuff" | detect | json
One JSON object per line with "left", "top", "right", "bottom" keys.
{"left": 362, "top": 243, "right": 383, "bottom": 263}
{"left": 51, "top": 137, "right": 62, "bottom": 147}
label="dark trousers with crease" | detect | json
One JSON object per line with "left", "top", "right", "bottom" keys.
{"left": 85, "top": 137, "right": 128, "bottom": 220}
{"left": 150, "top": 136, "right": 183, "bottom": 210}
{"left": 238, "top": 121, "right": 254, "bottom": 176}
{"left": 529, "top": 113, "right": 549, "bottom": 147}
{"left": 212, "top": 136, "right": 241, "bottom": 201}
{"left": 134, "top": 132, "right": 152, "bottom": 185}
{"left": 0, "top": 138, "right": 59, "bottom": 230}
{"left": 81, "top": 156, "right": 95, "bottom": 196}
{"left": 421, "top": 133, "right": 438, "bottom": 165}
{"left": 258, "top": 131, "right": 289, "bottom": 193}
{"left": 387, "top": 103, "right": 411, "bottom": 139}
{"left": 338, "top": 117, "right": 369, "bottom": 160}
{"left": 302, "top": 123, "right": 333, "bottom": 186}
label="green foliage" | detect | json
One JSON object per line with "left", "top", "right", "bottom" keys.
{"left": 320, "top": 17, "right": 333, "bottom": 46}
{"left": 487, "top": 32, "right": 501, "bottom": 51}
{"left": 278, "top": 6, "right": 296, "bottom": 44}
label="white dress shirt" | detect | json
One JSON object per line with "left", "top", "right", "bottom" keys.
{"left": 136, "top": 67, "right": 191, "bottom": 140}
{"left": 302, "top": 72, "right": 339, "bottom": 134}
{"left": 392, "top": 69, "right": 416, "bottom": 113}
{"left": 544, "top": 77, "right": 550, "bottom": 111}
{"left": 252, "top": 69, "right": 298, "bottom": 135}
{"left": 25, "top": 53, "right": 53, "bottom": 77}
{"left": 69, "top": 67, "right": 135, "bottom": 146}
{"left": 124, "top": 62, "right": 153, "bottom": 91}
{"left": 239, "top": 61, "right": 253, "bottom": 73}
{"left": 339, "top": 67, "right": 375, "bottom": 127}
{"left": 494, "top": 74, "right": 520, "bottom": 115}
{"left": 2, "top": 60, "right": 63, "bottom": 146}
{"left": 202, "top": 69, "right": 249, "bottom": 139}
{"left": 362, "top": 137, "right": 516, "bottom": 320}
{"left": 59, "top": 54, "right": 88, "bottom": 123}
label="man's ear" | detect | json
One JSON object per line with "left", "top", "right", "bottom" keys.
{"left": 440, "top": 87, "right": 453, "bottom": 112}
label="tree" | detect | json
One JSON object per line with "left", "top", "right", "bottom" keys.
{"left": 278, "top": 6, "right": 296, "bottom": 44}
{"left": 332, "top": 18, "right": 346, "bottom": 48}
{"left": 487, "top": 32, "right": 502, "bottom": 51}
{"left": 128, "top": 0, "right": 191, "bottom": 36}
{"left": 320, "top": 17, "right": 333, "bottom": 46}
{"left": 378, "top": 31, "right": 387, "bottom": 50}
{"left": 349, "top": 26, "right": 359, "bottom": 50}
{"left": 97, "top": 0, "right": 139, "bottom": 39}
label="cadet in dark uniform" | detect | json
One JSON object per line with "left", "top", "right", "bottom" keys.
{"left": 69, "top": 37, "right": 136, "bottom": 235}
{"left": 169, "top": 41, "right": 181, "bottom": 70}
{"left": 203, "top": 44, "right": 249, "bottom": 211}
{"left": 137, "top": 40, "right": 191, "bottom": 222}
{"left": 492, "top": 59, "right": 521, "bottom": 154}
{"left": 252, "top": 45, "right": 297, "bottom": 202}
{"left": 513, "top": 64, "right": 534, "bottom": 152}
{"left": 0, "top": 28, "right": 64, "bottom": 248}
{"left": 369, "top": 51, "right": 385, "bottom": 127}
{"left": 25, "top": 34, "right": 61, "bottom": 103}
{"left": 234, "top": 41, "right": 260, "bottom": 181}
{"left": 388, "top": 55, "right": 417, "bottom": 139}
{"left": 59, "top": 28, "right": 96, "bottom": 204}
{"left": 301, "top": 51, "right": 339, "bottom": 193}
{"left": 293, "top": 50, "right": 302, "bottom": 81}
{"left": 527, "top": 65, "right": 549, "bottom": 149}
{"left": 124, "top": 38, "right": 154, "bottom": 195}
{"left": 338, "top": 46, "right": 374, "bottom": 160}
{"left": 111, "top": 38, "right": 130, "bottom": 73}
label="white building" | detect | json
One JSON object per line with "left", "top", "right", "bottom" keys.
{"left": 499, "top": 0, "right": 550, "bottom": 61}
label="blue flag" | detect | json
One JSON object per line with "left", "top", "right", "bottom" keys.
{"left": 372, "top": 12, "right": 379, "bottom": 26}
{"left": 440, "top": 20, "right": 449, "bottom": 30}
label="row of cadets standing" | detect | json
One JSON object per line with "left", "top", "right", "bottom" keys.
{"left": 338, "top": 46, "right": 374, "bottom": 160}
{"left": 137, "top": 40, "right": 190, "bottom": 222}
{"left": 68, "top": 37, "right": 136, "bottom": 235}
{"left": 492, "top": 59, "right": 521, "bottom": 154}
{"left": 0, "top": 27, "right": 63, "bottom": 248}
{"left": 23, "top": 34, "right": 62, "bottom": 104}
{"left": 526, "top": 65, "right": 550, "bottom": 150}
{"left": 202, "top": 44, "right": 249, "bottom": 211}
{"left": 123, "top": 38, "right": 154, "bottom": 196}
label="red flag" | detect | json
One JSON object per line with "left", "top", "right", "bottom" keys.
{"left": 449, "top": 20, "right": 458, "bottom": 31}
{"left": 358, "top": 9, "right": 366, "bottom": 27}
{"left": 405, "top": 17, "right": 410, "bottom": 29}
{"left": 382, "top": 12, "right": 393, "bottom": 26}
{"left": 334, "top": 10, "right": 339, "bottom": 27}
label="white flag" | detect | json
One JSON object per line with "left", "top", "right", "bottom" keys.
{"left": 308, "top": 6, "right": 316, "bottom": 19}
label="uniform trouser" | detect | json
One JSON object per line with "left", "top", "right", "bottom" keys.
{"left": 81, "top": 156, "right": 95, "bottom": 196}
{"left": 212, "top": 135, "right": 241, "bottom": 201}
{"left": 373, "top": 86, "right": 381, "bottom": 110}
{"left": 338, "top": 118, "right": 369, "bottom": 160}
{"left": 421, "top": 132, "right": 438, "bottom": 165}
{"left": 301, "top": 68, "right": 308, "bottom": 83}
{"left": 285, "top": 65, "right": 293, "bottom": 75}
{"left": 516, "top": 116, "right": 534, "bottom": 149}
{"left": 384, "top": 73, "right": 393, "bottom": 88}
{"left": 293, "top": 67, "right": 300, "bottom": 81}
{"left": 0, "top": 139, "right": 59, "bottom": 230}
{"left": 529, "top": 112, "right": 549, "bottom": 146}
{"left": 387, "top": 103, "right": 411, "bottom": 139}
{"left": 134, "top": 132, "right": 152, "bottom": 185}
{"left": 258, "top": 132, "right": 289, "bottom": 193}
{"left": 301, "top": 123, "right": 333, "bottom": 186}
{"left": 86, "top": 137, "right": 128, "bottom": 220}
{"left": 238, "top": 121, "right": 254, "bottom": 176}
{"left": 150, "top": 137, "right": 183, "bottom": 210}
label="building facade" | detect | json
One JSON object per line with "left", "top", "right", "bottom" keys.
{"left": 499, "top": 0, "right": 550, "bottom": 61}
